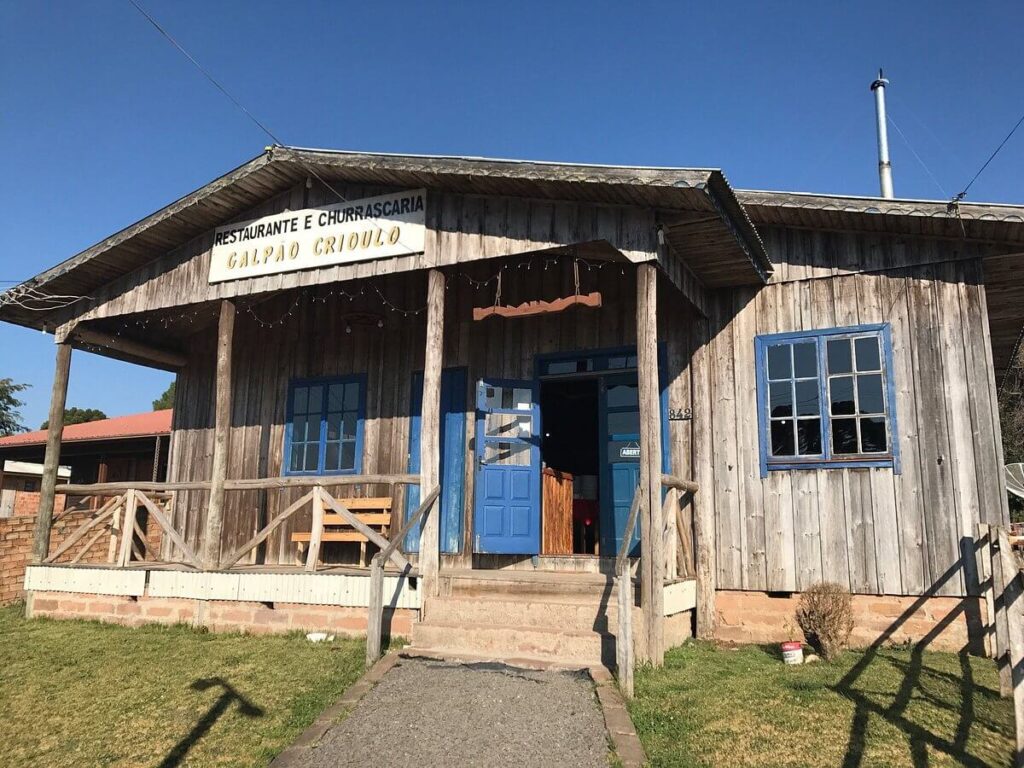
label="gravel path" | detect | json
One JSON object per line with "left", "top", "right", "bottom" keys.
{"left": 296, "top": 658, "right": 609, "bottom": 768}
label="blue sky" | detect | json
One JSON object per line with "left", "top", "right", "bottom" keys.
{"left": 1, "top": 1, "right": 1022, "bottom": 428}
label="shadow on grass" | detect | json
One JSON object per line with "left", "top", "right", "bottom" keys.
{"left": 158, "top": 678, "right": 264, "bottom": 768}
{"left": 835, "top": 535, "right": 1005, "bottom": 768}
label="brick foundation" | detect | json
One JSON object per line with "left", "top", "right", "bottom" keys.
{"left": 26, "top": 590, "right": 416, "bottom": 637}
{"left": 0, "top": 512, "right": 162, "bottom": 605}
{"left": 715, "top": 589, "right": 985, "bottom": 652}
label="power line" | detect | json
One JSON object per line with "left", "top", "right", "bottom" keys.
{"left": 886, "top": 113, "right": 947, "bottom": 198}
{"left": 126, "top": 0, "right": 283, "bottom": 148}
{"left": 952, "top": 107, "right": 1024, "bottom": 203}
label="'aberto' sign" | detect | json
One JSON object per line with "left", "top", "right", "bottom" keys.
{"left": 208, "top": 189, "right": 426, "bottom": 284}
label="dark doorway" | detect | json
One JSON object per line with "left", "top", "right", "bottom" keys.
{"left": 539, "top": 379, "right": 600, "bottom": 554}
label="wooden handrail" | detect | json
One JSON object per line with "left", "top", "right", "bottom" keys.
{"left": 55, "top": 473, "right": 422, "bottom": 495}
{"left": 366, "top": 484, "right": 441, "bottom": 667}
{"left": 661, "top": 474, "right": 699, "bottom": 494}
{"left": 376, "top": 485, "right": 440, "bottom": 571}
{"left": 615, "top": 486, "right": 643, "bottom": 576}
{"left": 615, "top": 484, "right": 642, "bottom": 700}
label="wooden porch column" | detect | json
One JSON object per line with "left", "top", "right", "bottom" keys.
{"left": 637, "top": 263, "right": 665, "bottom": 664}
{"left": 419, "top": 269, "right": 445, "bottom": 595}
{"left": 203, "top": 300, "right": 235, "bottom": 570}
{"left": 31, "top": 342, "right": 73, "bottom": 563}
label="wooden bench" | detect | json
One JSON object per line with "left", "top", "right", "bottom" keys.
{"left": 291, "top": 496, "right": 393, "bottom": 567}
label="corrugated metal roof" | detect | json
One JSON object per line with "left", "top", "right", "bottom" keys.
{"left": 0, "top": 410, "right": 172, "bottom": 448}
{"left": 737, "top": 189, "right": 1024, "bottom": 242}
{"left": 0, "top": 148, "right": 772, "bottom": 332}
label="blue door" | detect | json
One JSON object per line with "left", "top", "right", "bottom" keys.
{"left": 600, "top": 374, "right": 642, "bottom": 556}
{"left": 474, "top": 380, "right": 541, "bottom": 554}
{"left": 404, "top": 368, "right": 467, "bottom": 553}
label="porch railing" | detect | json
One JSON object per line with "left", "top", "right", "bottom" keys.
{"left": 51, "top": 474, "right": 423, "bottom": 572}
{"left": 615, "top": 473, "right": 699, "bottom": 699}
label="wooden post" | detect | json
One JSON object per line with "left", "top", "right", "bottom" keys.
{"left": 305, "top": 487, "right": 326, "bottom": 572}
{"left": 419, "top": 270, "right": 445, "bottom": 595}
{"left": 994, "top": 526, "right": 1024, "bottom": 765}
{"left": 117, "top": 489, "right": 138, "bottom": 567}
{"left": 366, "top": 554, "right": 385, "bottom": 667}
{"left": 203, "top": 300, "right": 235, "bottom": 570}
{"left": 636, "top": 263, "right": 664, "bottom": 664}
{"left": 616, "top": 572, "right": 634, "bottom": 697}
{"left": 692, "top": 315, "right": 717, "bottom": 639}
{"left": 31, "top": 342, "right": 72, "bottom": 563}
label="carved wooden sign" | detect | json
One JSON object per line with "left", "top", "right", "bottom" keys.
{"left": 472, "top": 291, "right": 602, "bottom": 321}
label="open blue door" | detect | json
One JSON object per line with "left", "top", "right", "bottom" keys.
{"left": 404, "top": 368, "right": 467, "bottom": 553}
{"left": 600, "top": 373, "right": 642, "bottom": 556}
{"left": 474, "top": 380, "right": 541, "bottom": 554}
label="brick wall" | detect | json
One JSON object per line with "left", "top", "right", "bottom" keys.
{"left": 715, "top": 589, "right": 985, "bottom": 653}
{"left": 0, "top": 511, "right": 163, "bottom": 605}
{"left": 27, "top": 591, "right": 415, "bottom": 637}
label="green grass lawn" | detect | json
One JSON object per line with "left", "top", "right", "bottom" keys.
{"left": 629, "top": 641, "right": 1015, "bottom": 768}
{"left": 0, "top": 603, "right": 366, "bottom": 768}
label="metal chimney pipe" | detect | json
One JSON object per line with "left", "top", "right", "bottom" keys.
{"left": 870, "top": 68, "right": 894, "bottom": 199}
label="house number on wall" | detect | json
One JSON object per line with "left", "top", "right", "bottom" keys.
{"left": 668, "top": 407, "right": 692, "bottom": 421}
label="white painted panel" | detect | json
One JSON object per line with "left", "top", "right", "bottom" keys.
{"left": 663, "top": 579, "right": 697, "bottom": 616}
{"left": 24, "top": 566, "right": 146, "bottom": 596}
{"left": 147, "top": 570, "right": 420, "bottom": 608}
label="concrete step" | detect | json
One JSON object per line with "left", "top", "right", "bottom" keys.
{"left": 411, "top": 619, "right": 614, "bottom": 666}
{"left": 424, "top": 594, "right": 638, "bottom": 634}
{"left": 440, "top": 569, "right": 637, "bottom": 604}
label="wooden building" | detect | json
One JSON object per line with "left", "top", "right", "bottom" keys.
{"left": 0, "top": 410, "right": 171, "bottom": 491}
{"left": 3, "top": 148, "right": 1023, "bottom": 670}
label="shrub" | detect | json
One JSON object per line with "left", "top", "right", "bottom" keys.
{"left": 795, "top": 582, "right": 854, "bottom": 661}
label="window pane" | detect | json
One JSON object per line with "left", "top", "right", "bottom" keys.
{"left": 769, "top": 382, "right": 793, "bottom": 418}
{"left": 860, "top": 417, "right": 888, "bottom": 453}
{"left": 830, "top": 376, "right": 856, "bottom": 415}
{"left": 485, "top": 441, "right": 531, "bottom": 465}
{"left": 307, "top": 386, "right": 323, "bottom": 413}
{"left": 293, "top": 416, "right": 310, "bottom": 442}
{"left": 342, "top": 412, "right": 357, "bottom": 440}
{"left": 344, "top": 382, "right": 360, "bottom": 410}
{"left": 827, "top": 339, "right": 852, "bottom": 374}
{"left": 855, "top": 336, "right": 881, "bottom": 371}
{"left": 290, "top": 446, "right": 304, "bottom": 472}
{"left": 326, "top": 413, "right": 341, "bottom": 441}
{"left": 857, "top": 374, "right": 885, "bottom": 415}
{"left": 341, "top": 441, "right": 356, "bottom": 471}
{"left": 325, "top": 442, "right": 340, "bottom": 471}
{"left": 797, "top": 418, "right": 822, "bottom": 455}
{"left": 832, "top": 418, "right": 858, "bottom": 454}
{"left": 607, "top": 411, "right": 640, "bottom": 435}
{"left": 795, "top": 380, "right": 819, "bottom": 417}
{"left": 328, "top": 384, "right": 345, "bottom": 412}
{"left": 304, "top": 444, "right": 320, "bottom": 471}
{"left": 793, "top": 342, "right": 817, "bottom": 378}
{"left": 606, "top": 383, "right": 638, "bottom": 409}
{"left": 293, "top": 386, "right": 309, "bottom": 415}
{"left": 485, "top": 413, "right": 532, "bottom": 438}
{"left": 770, "top": 419, "right": 795, "bottom": 457}
{"left": 767, "top": 345, "right": 791, "bottom": 380}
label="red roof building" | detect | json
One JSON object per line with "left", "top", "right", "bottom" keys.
{"left": 0, "top": 410, "right": 172, "bottom": 486}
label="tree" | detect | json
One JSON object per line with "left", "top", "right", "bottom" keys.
{"left": 1000, "top": 353, "right": 1024, "bottom": 520}
{"left": 0, "top": 378, "right": 29, "bottom": 436}
{"left": 152, "top": 381, "right": 176, "bottom": 411}
{"left": 40, "top": 407, "right": 107, "bottom": 430}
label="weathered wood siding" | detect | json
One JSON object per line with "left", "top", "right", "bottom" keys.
{"left": 58, "top": 182, "right": 656, "bottom": 332}
{"left": 704, "top": 227, "right": 1010, "bottom": 597}
{"left": 167, "top": 261, "right": 698, "bottom": 565}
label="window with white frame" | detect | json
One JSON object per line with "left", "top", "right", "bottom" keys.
{"left": 755, "top": 324, "right": 899, "bottom": 475}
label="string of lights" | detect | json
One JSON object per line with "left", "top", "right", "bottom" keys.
{"left": 100, "top": 254, "right": 617, "bottom": 339}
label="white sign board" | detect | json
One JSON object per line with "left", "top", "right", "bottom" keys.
{"left": 208, "top": 189, "right": 426, "bottom": 284}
